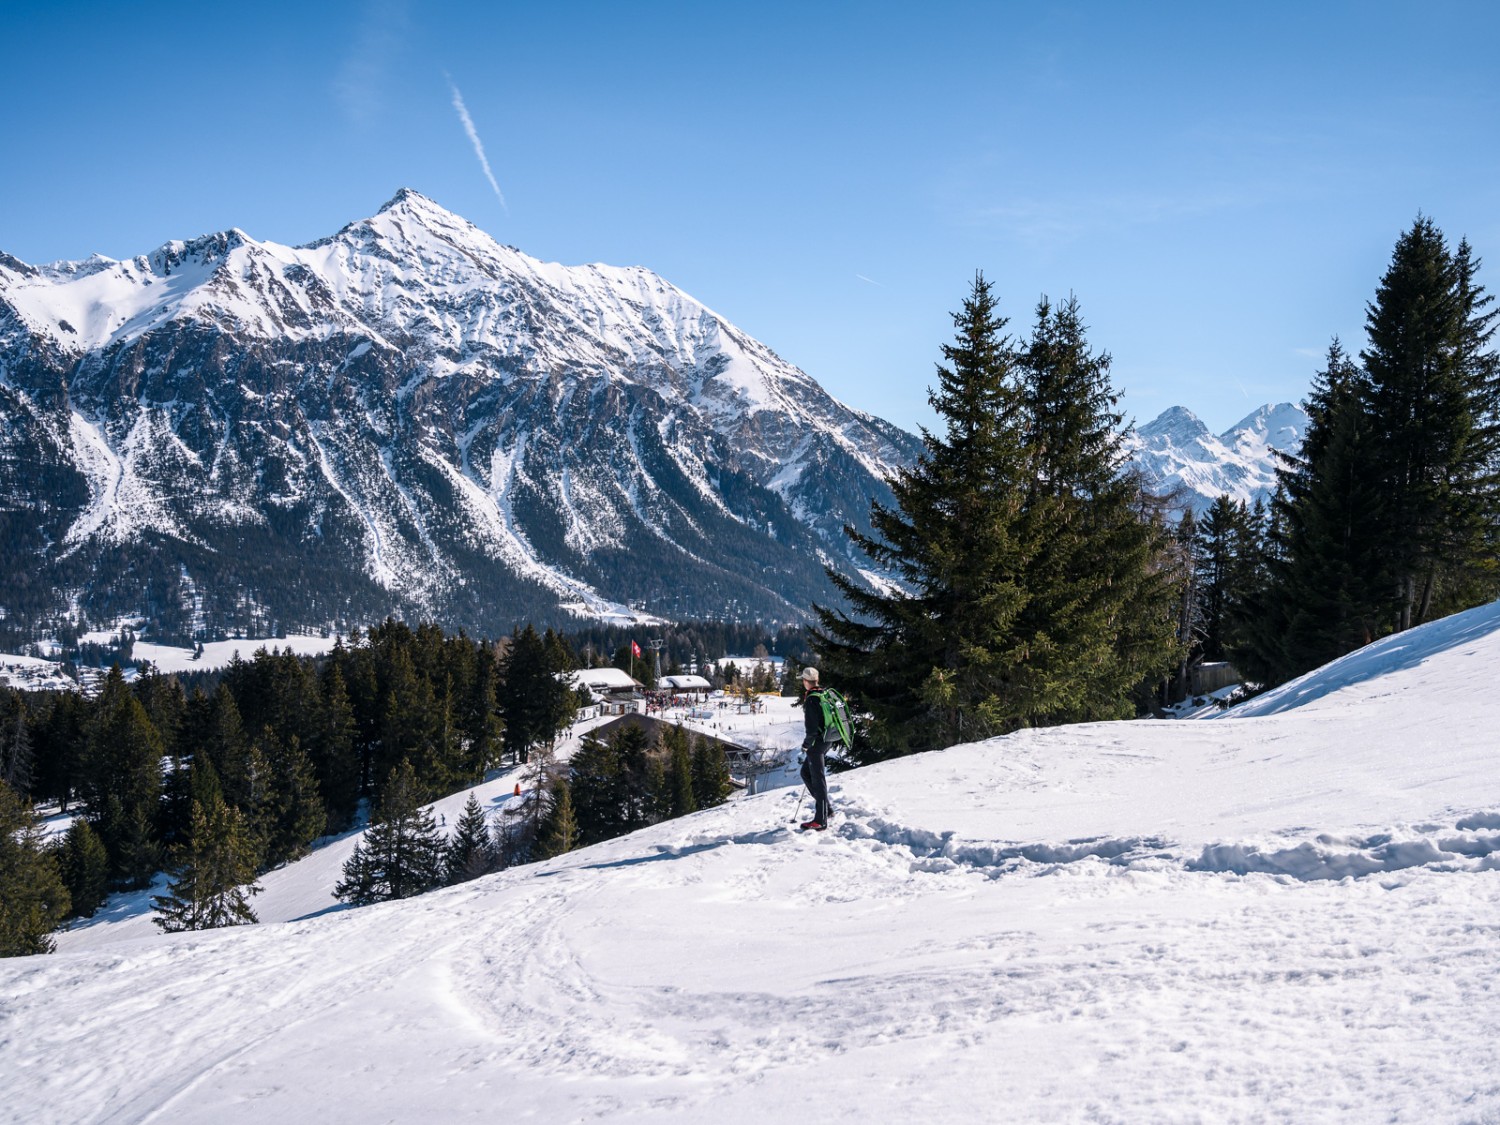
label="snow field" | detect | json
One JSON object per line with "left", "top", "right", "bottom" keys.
{"left": 5, "top": 601, "right": 1500, "bottom": 1122}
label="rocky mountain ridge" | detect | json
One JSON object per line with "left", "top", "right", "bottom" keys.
{"left": 1124, "top": 401, "right": 1308, "bottom": 514}
{"left": 0, "top": 190, "right": 920, "bottom": 641}
{"left": 0, "top": 190, "right": 1305, "bottom": 643}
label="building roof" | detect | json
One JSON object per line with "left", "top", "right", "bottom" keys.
{"left": 660, "top": 674, "right": 712, "bottom": 690}
{"left": 566, "top": 667, "right": 642, "bottom": 692}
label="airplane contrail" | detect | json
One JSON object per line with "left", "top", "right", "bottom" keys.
{"left": 446, "top": 75, "right": 507, "bottom": 211}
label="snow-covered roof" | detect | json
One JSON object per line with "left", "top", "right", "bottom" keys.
{"left": 660, "top": 674, "right": 711, "bottom": 690}
{"left": 567, "top": 667, "right": 641, "bottom": 692}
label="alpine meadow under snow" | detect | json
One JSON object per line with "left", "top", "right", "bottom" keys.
{"left": 4, "top": 599, "right": 1499, "bottom": 1123}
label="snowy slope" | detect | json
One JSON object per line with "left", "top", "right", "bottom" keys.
{"left": 5, "top": 602, "right": 1500, "bottom": 1122}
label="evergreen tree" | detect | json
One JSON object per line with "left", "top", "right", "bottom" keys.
{"left": 1013, "top": 295, "right": 1180, "bottom": 723}
{"left": 152, "top": 791, "right": 262, "bottom": 932}
{"left": 534, "top": 776, "right": 579, "bottom": 860}
{"left": 0, "top": 780, "right": 71, "bottom": 956}
{"left": 645, "top": 753, "right": 670, "bottom": 823}
{"left": 58, "top": 816, "right": 110, "bottom": 919}
{"left": 814, "top": 278, "right": 1177, "bottom": 756}
{"left": 1362, "top": 216, "right": 1496, "bottom": 628}
{"left": 689, "top": 736, "right": 731, "bottom": 810}
{"left": 30, "top": 690, "right": 87, "bottom": 811}
{"left": 132, "top": 669, "right": 186, "bottom": 756}
{"left": 445, "top": 791, "right": 496, "bottom": 884}
{"left": 313, "top": 663, "right": 361, "bottom": 830}
{"left": 334, "top": 760, "right": 445, "bottom": 905}
{"left": 614, "top": 724, "right": 655, "bottom": 834}
{"left": 461, "top": 644, "right": 504, "bottom": 781}
{"left": 1, "top": 691, "right": 34, "bottom": 797}
{"left": 568, "top": 733, "right": 622, "bottom": 846}
{"left": 500, "top": 625, "right": 575, "bottom": 764}
{"left": 376, "top": 646, "right": 435, "bottom": 794}
{"left": 259, "top": 731, "right": 327, "bottom": 869}
{"left": 661, "top": 725, "right": 696, "bottom": 819}
{"left": 1194, "top": 496, "right": 1259, "bottom": 663}
{"left": 1236, "top": 341, "right": 1391, "bottom": 685}
{"left": 82, "top": 667, "right": 165, "bottom": 887}
{"left": 1164, "top": 508, "right": 1201, "bottom": 705}
{"left": 199, "top": 683, "right": 266, "bottom": 834}
{"left": 815, "top": 273, "right": 1034, "bottom": 757}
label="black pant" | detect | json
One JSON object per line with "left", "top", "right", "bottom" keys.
{"left": 800, "top": 746, "right": 830, "bottom": 823}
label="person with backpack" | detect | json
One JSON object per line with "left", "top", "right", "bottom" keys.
{"left": 799, "top": 666, "right": 834, "bottom": 830}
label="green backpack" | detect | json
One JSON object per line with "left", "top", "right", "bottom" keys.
{"left": 818, "top": 688, "right": 854, "bottom": 751}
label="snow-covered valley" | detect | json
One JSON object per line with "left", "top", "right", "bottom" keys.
{"left": 4, "top": 603, "right": 1500, "bottom": 1122}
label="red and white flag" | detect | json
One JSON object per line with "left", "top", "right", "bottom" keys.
{"left": 631, "top": 640, "right": 642, "bottom": 658}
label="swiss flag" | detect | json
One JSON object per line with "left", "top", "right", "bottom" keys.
{"left": 631, "top": 640, "right": 642, "bottom": 658}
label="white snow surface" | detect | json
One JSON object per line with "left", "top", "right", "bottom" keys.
{"left": 130, "top": 635, "right": 340, "bottom": 675}
{"left": 6, "top": 602, "right": 1500, "bottom": 1122}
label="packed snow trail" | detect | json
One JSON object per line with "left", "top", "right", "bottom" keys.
{"left": 5, "top": 601, "right": 1500, "bottom": 1122}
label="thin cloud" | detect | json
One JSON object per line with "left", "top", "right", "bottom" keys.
{"left": 334, "top": 0, "right": 407, "bottom": 126}
{"left": 856, "top": 273, "right": 884, "bottom": 287}
{"left": 446, "top": 75, "right": 507, "bottom": 211}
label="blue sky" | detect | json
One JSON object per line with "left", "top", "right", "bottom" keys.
{"left": 4, "top": 1, "right": 1499, "bottom": 435}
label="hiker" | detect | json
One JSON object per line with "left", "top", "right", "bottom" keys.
{"left": 799, "top": 666, "right": 832, "bottom": 830}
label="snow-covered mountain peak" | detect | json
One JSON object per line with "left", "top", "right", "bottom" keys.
{"left": 0, "top": 189, "right": 923, "bottom": 632}
{"left": 1125, "top": 401, "right": 1310, "bottom": 513}
{"left": 1223, "top": 401, "right": 1306, "bottom": 462}
{"left": 1137, "top": 405, "right": 1211, "bottom": 444}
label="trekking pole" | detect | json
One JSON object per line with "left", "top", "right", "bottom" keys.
{"left": 789, "top": 785, "right": 807, "bottom": 824}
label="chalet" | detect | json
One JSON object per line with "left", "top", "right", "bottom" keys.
{"left": 566, "top": 667, "right": 645, "bottom": 714}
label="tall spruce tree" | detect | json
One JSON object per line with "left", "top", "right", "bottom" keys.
{"left": 445, "top": 791, "right": 496, "bottom": 884}
{"left": 259, "top": 731, "right": 327, "bottom": 870}
{"left": 814, "top": 273, "right": 1034, "bottom": 757}
{"left": 334, "top": 759, "right": 445, "bottom": 905}
{"left": 1, "top": 692, "right": 34, "bottom": 797}
{"left": 1014, "top": 295, "right": 1179, "bottom": 723}
{"left": 58, "top": 816, "right": 110, "bottom": 919}
{"left": 568, "top": 733, "right": 621, "bottom": 846}
{"left": 30, "top": 691, "right": 87, "bottom": 812}
{"left": 814, "top": 277, "right": 1177, "bottom": 756}
{"left": 500, "top": 625, "right": 575, "bottom": 764}
{"left": 82, "top": 667, "right": 165, "bottom": 887}
{"left": 1194, "top": 496, "right": 1259, "bottom": 663}
{"left": 534, "top": 776, "right": 579, "bottom": 860}
{"left": 0, "top": 780, "right": 70, "bottom": 956}
{"left": 314, "top": 663, "right": 361, "bottom": 830}
{"left": 689, "top": 735, "right": 731, "bottom": 811}
{"left": 1271, "top": 341, "right": 1389, "bottom": 680}
{"left": 152, "top": 792, "right": 262, "bottom": 932}
{"left": 1362, "top": 216, "right": 1496, "bottom": 628}
{"left": 662, "top": 725, "right": 697, "bottom": 820}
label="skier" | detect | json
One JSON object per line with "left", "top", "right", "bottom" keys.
{"left": 798, "top": 666, "right": 832, "bottom": 830}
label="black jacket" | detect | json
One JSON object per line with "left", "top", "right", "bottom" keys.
{"left": 802, "top": 689, "right": 828, "bottom": 753}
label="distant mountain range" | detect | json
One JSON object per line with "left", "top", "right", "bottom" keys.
{"left": 1123, "top": 402, "right": 1309, "bottom": 515}
{"left": 0, "top": 190, "right": 1304, "bottom": 642}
